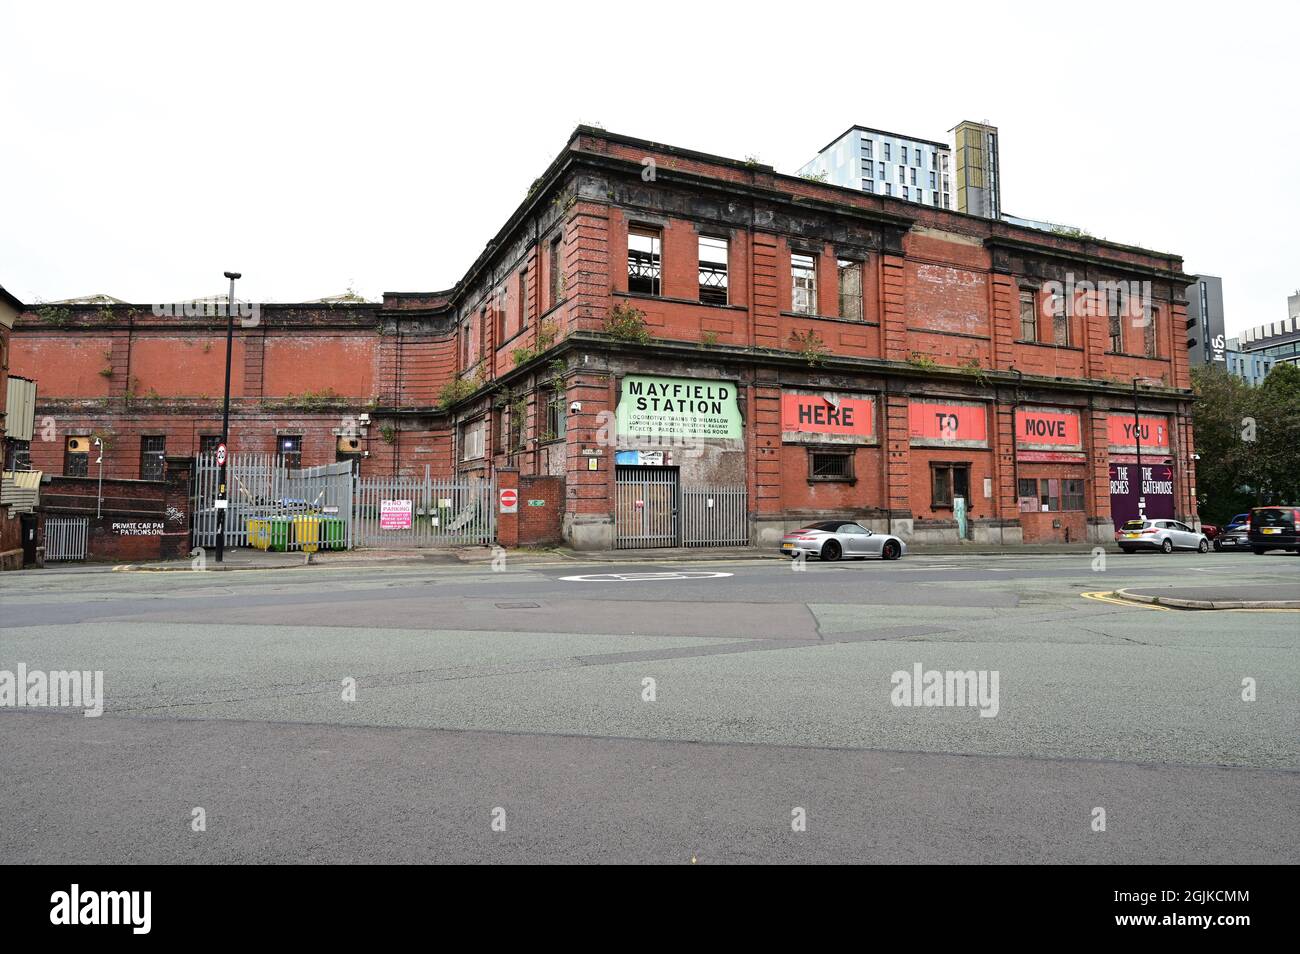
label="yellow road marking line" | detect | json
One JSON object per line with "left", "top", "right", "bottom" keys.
{"left": 1080, "top": 591, "right": 1171, "bottom": 610}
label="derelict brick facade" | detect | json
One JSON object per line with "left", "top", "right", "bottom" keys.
{"left": 8, "top": 127, "right": 1199, "bottom": 549}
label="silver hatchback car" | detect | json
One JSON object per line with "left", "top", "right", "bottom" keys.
{"left": 1115, "top": 518, "right": 1209, "bottom": 553}
{"left": 779, "top": 521, "right": 907, "bottom": 561}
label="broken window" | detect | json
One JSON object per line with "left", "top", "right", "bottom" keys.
{"left": 698, "top": 235, "right": 729, "bottom": 305}
{"left": 549, "top": 234, "right": 563, "bottom": 307}
{"left": 1144, "top": 300, "right": 1159, "bottom": 357}
{"left": 1019, "top": 290, "right": 1038, "bottom": 342}
{"left": 278, "top": 435, "right": 302, "bottom": 470}
{"left": 1108, "top": 288, "right": 1125, "bottom": 353}
{"left": 791, "top": 252, "right": 817, "bottom": 315}
{"left": 140, "top": 435, "right": 166, "bottom": 481}
{"left": 627, "top": 226, "right": 662, "bottom": 296}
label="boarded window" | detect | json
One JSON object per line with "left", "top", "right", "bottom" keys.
{"left": 838, "top": 259, "right": 863, "bottom": 320}
{"left": 1051, "top": 292, "right": 1070, "bottom": 346}
{"left": 461, "top": 419, "right": 485, "bottom": 461}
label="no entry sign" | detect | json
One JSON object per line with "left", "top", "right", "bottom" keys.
{"left": 499, "top": 488, "right": 518, "bottom": 513}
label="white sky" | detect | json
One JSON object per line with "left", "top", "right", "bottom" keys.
{"left": 2, "top": 1, "right": 1295, "bottom": 336}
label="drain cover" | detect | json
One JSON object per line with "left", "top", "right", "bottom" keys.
{"left": 495, "top": 602, "right": 541, "bottom": 609}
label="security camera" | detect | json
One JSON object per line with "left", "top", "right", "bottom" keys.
{"left": 570, "top": 401, "right": 582, "bottom": 414}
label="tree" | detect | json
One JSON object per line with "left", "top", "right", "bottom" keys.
{"left": 1191, "top": 364, "right": 1300, "bottom": 522}
{"left": 1253, "top": 363, "right": 1300, "bottom": 506}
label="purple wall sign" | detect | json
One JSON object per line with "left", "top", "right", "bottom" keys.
{"left": 1108, "top": 463, "right": 1175, "bottom": 526}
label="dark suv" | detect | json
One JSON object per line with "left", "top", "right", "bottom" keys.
{"left": 1249, "top": 506, "right": 1300, "bottom": 554}
{"left": 1214, "top": 512, "right": 1251, "bottom": 551}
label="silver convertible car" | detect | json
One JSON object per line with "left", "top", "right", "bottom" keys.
{"left": 779, "top": 521, "right": 907, "bottom": 561}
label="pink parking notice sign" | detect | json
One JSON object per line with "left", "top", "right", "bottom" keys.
{"left": 380, "top": 499, "right": 412, "bottom": 530}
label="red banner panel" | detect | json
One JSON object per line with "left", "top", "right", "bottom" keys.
{"left": 909, "top": 401, "right": 988, "bottom": 446}
{"left": 1015, "top": 408, "right": 1081, "bottom": 449}
{"left": 1107, "top": 414, "right": 1170, "bottom": 452}
{"left": 781, "top": 392, "right": 876, "bottom": 438}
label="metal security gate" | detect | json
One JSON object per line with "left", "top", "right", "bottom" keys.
{"left": 354, "top": 468, "right": 495, "bottom": 547}
{"left": 45, "top": 516, "right": 89, "bottom": 561}
{"left": 616, "top": 467, "right": 749, "bottom": 548}
{"left": 192, "top": 453, "right": 354, "bottom": 550}
{"left": 615, "top": 466, "right": 679, "bottom": 548}
{"left": 681, "top": 485, "right": 749, "bottom": 547}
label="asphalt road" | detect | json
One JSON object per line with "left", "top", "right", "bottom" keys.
{"left": 2, "top": 550, "right": 1297, "bottom": 864}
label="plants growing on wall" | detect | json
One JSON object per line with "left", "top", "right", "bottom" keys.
{"left": 603, "top": 303, "right": 651, "bottom": 345}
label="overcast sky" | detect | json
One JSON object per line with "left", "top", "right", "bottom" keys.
{"left": 2, "top": 1, "right": 1295, "bottom": 336}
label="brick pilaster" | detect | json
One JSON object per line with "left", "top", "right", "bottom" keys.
{"left": 880, "top": 255, "right": 907, "bottom": 362}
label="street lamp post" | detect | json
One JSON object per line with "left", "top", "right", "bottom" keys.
{"left": 1132, "top": 377, "right": 1143, "bottom": 518}
{"left": 93, "top": 437, "right": 104, "bottom": 518}
{"left": 1006, "top": 366, "right": 1024, "bottom": 547}
{"left": 215, "top": 271, "right": 241, "bottom": 564}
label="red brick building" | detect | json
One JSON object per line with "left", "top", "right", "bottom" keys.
{"left": 7, "top": 127, "right": 1198, "bottom": 549}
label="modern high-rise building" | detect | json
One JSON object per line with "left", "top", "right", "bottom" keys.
{"left": 1185, "top": 275, "right": 1227, "bottom": 368}
{"left": 949, "top": 121, "right": 1000, "bottom": 219}
{"left": 798, "top": 120, "right": 1003, "bottom": 220}
{"left": 1223, "top": 340, "right": 1274, "bottom": 386}
{"left": 1187, "top": 281, "right": 1297, "bottom": 384}
{"left": 796, "top": 125, "right": 952, "bottom": 208}
{"left": 1237, "top": 302, "right": 1300, "bottom": 369}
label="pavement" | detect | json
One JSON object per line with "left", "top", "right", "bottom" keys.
{"left": 2, "top": 550, "right": 1297, "bottom": 863}
{"left": 72, "top": 540, "right": 1108, "bottom": 573}
{"left": 1118, "top": 581, "right": 1300, "bottom": 610}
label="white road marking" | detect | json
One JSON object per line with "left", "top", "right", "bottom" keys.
{"left": 560, "top": 571, "right": 735, "bottom": 582}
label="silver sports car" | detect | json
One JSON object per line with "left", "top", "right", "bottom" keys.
{"left": 779, "top": 521, "right": 907, "bottom": 561}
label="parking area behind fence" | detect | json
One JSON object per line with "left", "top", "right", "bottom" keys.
{"left": 353, "top": 469, "right": 495, "bottom": 547}
{"left": 192, "top": 454, "right": 353, "bottom": 552}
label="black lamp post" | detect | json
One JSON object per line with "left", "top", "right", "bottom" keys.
{"left": 215, "top": 271, "right": 241, "bottom": 563}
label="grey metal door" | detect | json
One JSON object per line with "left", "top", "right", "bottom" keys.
{"left": 615, "top": 466, "right": 678, "bottom": 549}
{"left": 679, "top": 485, "right": 749, "bottom": 547}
